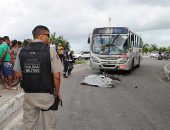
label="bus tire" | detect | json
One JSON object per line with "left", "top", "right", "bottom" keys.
{"left": 136, "top": 56, "right": 140, "bottom": 68}
{"left": 131, "top": 59, "right": 134, "bottom": 69}
{"left": 100, "top": 69, "right": 104, "bottom": 74}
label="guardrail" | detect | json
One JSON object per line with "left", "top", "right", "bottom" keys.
{"left": 164, "top": 63, "right": 170, "bottom": 80}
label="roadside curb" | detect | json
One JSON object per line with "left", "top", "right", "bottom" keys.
{"left": 164, "top": 63, "right": 170, "bottom": 80}
{"left": 3, "top": 111, "right": 23, "bottom": 130}
{"left": 0, "top": 92, "right": 24, "bottom": 124}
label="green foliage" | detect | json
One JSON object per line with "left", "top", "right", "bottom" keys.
{"left": 168, "top": 46, "right": 170, "bottom": 52}
{"left": 142, "top": 43, "right": 169, "bottom": 53}
{"left": 142, "top": 43, "right": 149, "bottom": 53}
{"left": 50, "top": 32, "right": 70, "bottom": 49}
{"left": 75, "top": 59, "right": 86, "bottom": 64}
{"left": 159, "top": 47, "right": 167, "bottom": 52}
{"left": 150, "top": 44, "right": 158, "bottom": 51}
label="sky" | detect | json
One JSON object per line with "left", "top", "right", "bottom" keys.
{"left": 0, "top": 0, "right": 170, "bottom": 52}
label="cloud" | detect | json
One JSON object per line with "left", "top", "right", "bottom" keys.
{"left": 0, "top": 0, "right": 169, "bottom": 49}
{"left": 140, "top": 29, "right": 170, "bottom": 47}
{"left": 130, "top": 0, "right": 170, "bottom": 7}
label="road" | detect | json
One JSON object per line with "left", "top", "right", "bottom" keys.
{"left": 6, "top": 57, "right": 170, "bottom": 130}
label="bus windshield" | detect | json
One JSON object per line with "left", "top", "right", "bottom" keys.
{"left": 92, "top": 35, "right": 129, "bottom": 55}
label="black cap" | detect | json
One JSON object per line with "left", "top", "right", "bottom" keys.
{"left": 2, "top": 36, "right": 10, "bottom": 40}
{"left": 11, "top": 39, "right": 18, "bottom": 46}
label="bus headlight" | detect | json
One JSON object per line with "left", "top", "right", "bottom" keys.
{"left": 91, "top": 56, "right": 100, "bottom": 63}
{"left": 117, "top": 58, "right": 128, "bottom": 64}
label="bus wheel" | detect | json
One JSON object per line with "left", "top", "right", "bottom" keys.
{"left": 131, "top": 59, "right": 134, "bottom": 69}
{"left": 100, "top": 69, "right": 104, "bottom": 74}
{"left": 136, "top": 57, "right": 140, "bottom": 68}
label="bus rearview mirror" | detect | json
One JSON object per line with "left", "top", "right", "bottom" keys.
{"left": 88, "top": 37, "right": 90, "bottom": 44}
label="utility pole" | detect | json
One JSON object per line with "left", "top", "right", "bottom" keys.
{"left": 109, "top": 17, "right": 112, "bottom": 26}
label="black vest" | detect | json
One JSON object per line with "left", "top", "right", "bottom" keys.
{"left": 19, "top": 42, "right": 54, "bottom": 93}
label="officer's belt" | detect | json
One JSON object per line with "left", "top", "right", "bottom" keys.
{"left": 24, "top": 89, "right": 54, "bottom": 94}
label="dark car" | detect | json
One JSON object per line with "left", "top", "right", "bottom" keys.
{"left": 162, "top": 51, "right": 170, "bottom": 59}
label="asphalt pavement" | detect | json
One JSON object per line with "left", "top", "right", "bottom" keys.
{"left": 0, "top": 59, "right": 169, "bottom": 130}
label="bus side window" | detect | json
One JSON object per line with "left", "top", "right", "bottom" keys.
{"left": 131, "top": 35, "right": 134, "bottom": 47}
{"left": 123, "top": 39, "right": 128, "bottom": 51}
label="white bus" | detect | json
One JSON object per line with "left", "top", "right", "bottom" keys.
{"left": 88, "top": 27, "right": 143, "bottom": 72}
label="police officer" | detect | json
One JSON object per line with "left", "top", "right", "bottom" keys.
{"left": 14, "top": 25, "right": 63, "bottom": 130}
{"left": 63, "top": 47, "right": 69, "bottom": 78}
{"left": 68, "top": 50, "right": 75, "bottom": 75}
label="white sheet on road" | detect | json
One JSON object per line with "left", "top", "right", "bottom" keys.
{"left": 81, "top": 75, "right": 114, "bottom": 88}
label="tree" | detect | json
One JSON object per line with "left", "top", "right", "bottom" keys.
{"left": 148, "top": 47, "right": 153, "bottom": 53}
{"left": 142, "top": 43, "right": 149, "bottom": 54}
{"left": 143, "top": 43, "right": 169, "bottom": 53}
{"left": 50, "top": 32, "right": 70, "bottom": 49}
{"left": 159, "top": 47, "right": 167, "bottom": 52}
{"left": 150, "top": 44, "right": 158, "bottom": 52}
{"left": 50, "top": 32, "right": 58, "bottom": 45}
{"left": 168, "top": 46, "right": 170, "bottom": 52}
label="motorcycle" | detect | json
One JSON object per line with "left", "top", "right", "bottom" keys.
{"left": 157, "top": 52, "right": 162, "bottom": 60}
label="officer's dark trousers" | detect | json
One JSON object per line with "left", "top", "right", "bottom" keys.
{"left": 68, "top": 62, "right": 74, "bottom": 74}
{"left": 63, "top": 60, "right": 69, "bottom": 75}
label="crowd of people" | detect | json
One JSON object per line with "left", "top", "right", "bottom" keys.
{"left": 0, "top": 36, "right": 23, "bottom": 90}
{"left": 0, "top": 34, "right": 75, "bottom": 93}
